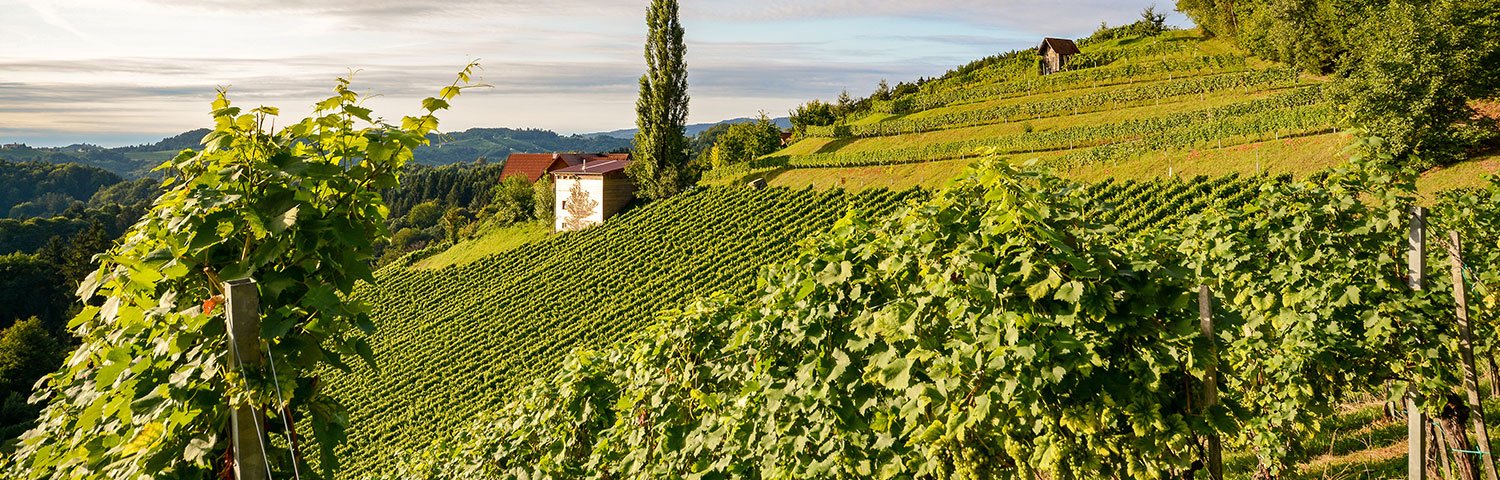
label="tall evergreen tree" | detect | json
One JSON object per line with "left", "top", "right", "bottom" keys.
{"left": 627, "top": 0, "right": 691, "bottom": 201}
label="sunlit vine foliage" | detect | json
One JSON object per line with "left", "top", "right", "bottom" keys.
{"left": 384, "top": 147, "right": 1497, "bottom": 478}
{"left": 1, "top": 64, "right": 481, "bottom": 479}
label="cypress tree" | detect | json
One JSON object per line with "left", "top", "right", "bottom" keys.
{"left": 628, "top": 0, "right": 691, "bottom": 201}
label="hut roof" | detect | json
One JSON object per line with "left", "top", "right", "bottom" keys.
{"left": 502, "top": 152, "right": 633, "bottom": 182}
{"left": 1038, "top": 37, "right": 1081, "bottom": 56}
{"left": 552, "top": 159, "right": 631, "bottom": 176}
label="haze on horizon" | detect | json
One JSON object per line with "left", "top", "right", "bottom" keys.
{"left": 0, "top": 0, "right": 1188, "bottom": 148}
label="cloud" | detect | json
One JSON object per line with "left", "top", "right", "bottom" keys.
{"left": 694, "top": 0, "right": 1188, "bottom": 33}
{"left": 141, "top": 0, "right": 635, "bottom": 20}
{"left": 19, "top": 0, "right": 93, "bottom": 39}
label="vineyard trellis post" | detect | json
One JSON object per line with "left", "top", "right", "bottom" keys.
{"left": 1199, "top": 285, "right": 1224, "bottom": 480}
{"left": 225, "top": 278, "right": 270, "bottom": 480}
{"left": 1446, "top": 231, "right": 1500, "bottom": 480}
{"left": 1410, "top": 207, "right": 1427, "bottom": 480}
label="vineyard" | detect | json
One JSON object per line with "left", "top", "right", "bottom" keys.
{"left": 707, "top": 29, "right": 1347, "bottom": 189}
{"left": 380, "top": 156, "right": 1499, "bottom": 479}
{"left": 756, "top": 88, "right": 1328, "bottom": 170}
{"left": 324, "top": 186, "right": 920, "bottom": 476}
{"left": 323, "top": 174, "right": 1286, "bottom": 476}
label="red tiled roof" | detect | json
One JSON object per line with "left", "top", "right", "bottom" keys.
{"left": 501, "top": 153, "right": 569, "bottom": 183}
{"left": 1039, "top": 37, "right": 1081, "bottom": 56}
{"left": 552, "top": 159, "right": 631, "bottom": 175}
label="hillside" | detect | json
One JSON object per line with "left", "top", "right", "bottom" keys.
{"left": 412, "top": 128, "right": 631, "bottom": 165}
{"left": 0, "top": 160, "right": 122, "bottom": 218}
{"left": 323, "top": 186, "right": 922, "bottom": 476}
{"left": 319, "top": 171, "right": 1293, "bottom": 476}
{"left": 317, "top": 26, "right": 1499, "bottom": 477}
{"left": 704, "top": 29, "right": 1497, "bottom": 192}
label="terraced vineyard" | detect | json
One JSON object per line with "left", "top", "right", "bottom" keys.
{"left": 706, "top": 29, "right": 1343, "bottom": 188}
{"left": 323, "top": 174, "right": 1282, "bottom": 476}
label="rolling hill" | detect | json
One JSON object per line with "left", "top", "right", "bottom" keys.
{"left": 318, "top": 26, "right": 1494, "bottom": 477}
{"left": 703, "top": 29, "right": 1497, "bottom": 194}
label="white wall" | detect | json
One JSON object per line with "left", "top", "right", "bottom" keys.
{"left": 554, "top": 174, "right": 607, "bottom": 231}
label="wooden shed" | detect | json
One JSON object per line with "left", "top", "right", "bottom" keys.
{"left": 550, "top": 159, "right": 635, "bottom": 232}
{"left": 1038, "top": 37, "right": 1080, "bottom": 75}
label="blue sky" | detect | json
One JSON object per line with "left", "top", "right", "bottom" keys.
{"left": 0, "top": 0, "right": 1190, "bottom": 147}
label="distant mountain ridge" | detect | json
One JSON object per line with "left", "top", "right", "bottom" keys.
{"left": 586, "top": 116, "right": 792, "bottom": 140}
{"left": 0, "top": 127, "right": 631, "bottom": 177}
{"left": 1, "top": 116, "right": 791, "bottom": 177}
{"left": 414, "top": 128, "right": 631, "bottom": 166}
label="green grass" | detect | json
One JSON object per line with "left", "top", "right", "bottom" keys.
{"left": 411, "top": 221, "right": 551, "bottom": 270}
{"left": 1419, "top": 153, "right": 1500, "bottom": 198}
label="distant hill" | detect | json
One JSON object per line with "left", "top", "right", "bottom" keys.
{"left": 587, "top": 116, "right": 792, "bottom": 140}
{"left": 0, "top": 143, "right": 149, "bottom": 179}
{"left": 0, "top": 127, "right": 633, "bottom": 177}
{"left": 0, "top": 160, "right": 123, "bottom": 219}
{"left": 412, "top": 128, "right": 631, "bottom": 166}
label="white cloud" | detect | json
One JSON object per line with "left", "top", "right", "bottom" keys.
{"left": 19, "top": 0, "right": 93, "bottom": 39}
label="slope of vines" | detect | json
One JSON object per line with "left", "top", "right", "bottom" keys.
{"left": 382, "top": 159, "right": 1447, "bottom": 479}
{"left": 323, "top": 187, "right": 922, "bottom": 477}
{"left": 324, "top": 174, "right": 1282, "bottom": 475}
{"left": 764, "top": 88, "right": 1329, "bottom": 170}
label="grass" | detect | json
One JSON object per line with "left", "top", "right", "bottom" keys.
{"left": 411, "top": 221, "right": 551, "bottom": 270}
{"left": 1418, "top": 153, "right": 1499, "bottom": 198}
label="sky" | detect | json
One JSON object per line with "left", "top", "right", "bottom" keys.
{"left": 0, "top": 0, "right": 1190, "bottom": 147}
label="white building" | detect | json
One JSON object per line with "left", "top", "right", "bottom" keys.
{"left": 551, "top": 159, "right": 635, "bottom": 232}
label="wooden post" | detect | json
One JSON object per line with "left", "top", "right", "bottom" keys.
{"left": 1410, "top": 207, "right": 1427, "bottom": 480}
{"left": 1448, "top": 231, "right": 1500, "bottom": 480}
{"left": 1200, "top": 285, "right": 1224, "bottom": 480}
{"left": 225, "top": 279, "right": 269, "bottom": 480}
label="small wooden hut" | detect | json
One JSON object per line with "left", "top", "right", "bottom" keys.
{"left": 550, "top": 159, "right": 635, "bottom": 232}
{"left": 1038, "top": 37, "right": 1081, "bottom": 75}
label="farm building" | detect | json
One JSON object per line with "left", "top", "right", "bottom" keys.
{"left": 501, "top": 152, "right": 631, "bottom": 183}
{"left": 1038, "top": 37, "right": 1080, "bottom": 75}
{"left": 551, "top": 158, "right": 635, "bottom": 232}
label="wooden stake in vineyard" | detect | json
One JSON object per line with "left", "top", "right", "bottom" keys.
{"left": 1200, "top": 285, "right": 1224, "bottom": 480}
{"left": 1446, "top": 231, "right": 1500, "bottom": 480}
{"left": 1410, "top": 207, "right": 1428, "bottom": 480}
{"left": 225, "top": 279, "right": 270, "bottom": 480}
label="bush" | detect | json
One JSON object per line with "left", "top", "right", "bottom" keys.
{"left": 489, "top": 176, "right": 535, "bottom": 225}
{"left": 709, "top": 115, "right": 781, "bottom": 168}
